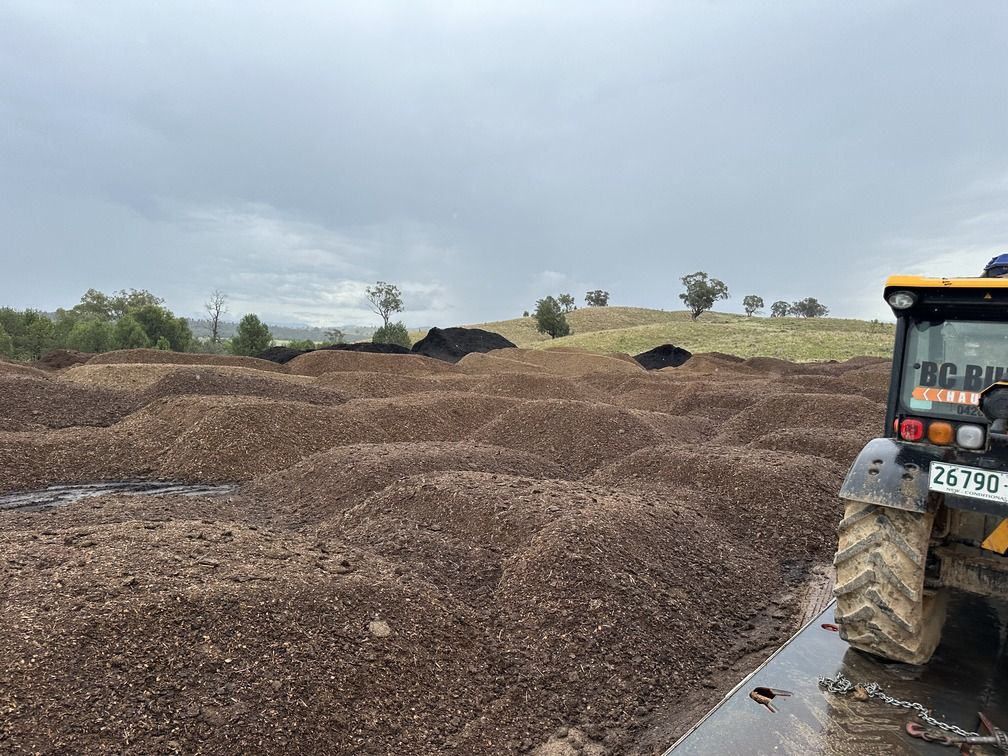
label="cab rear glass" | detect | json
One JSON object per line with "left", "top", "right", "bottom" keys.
{"left": 900, "top": 318, "right": 1008, "bottom": 421}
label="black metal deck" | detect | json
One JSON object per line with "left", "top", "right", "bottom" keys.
{"left": 666, "top": 592, "right": 1008, "bottom": 755}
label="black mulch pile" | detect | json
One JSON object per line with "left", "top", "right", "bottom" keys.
{"left": 411, "top": 327, "right": 516, "bottom": 364}
{"left": 255, "top": 346, "right": 308, "bottom": 364}
{"left": 633, "top": 344, "right": 693, "bottom": 370}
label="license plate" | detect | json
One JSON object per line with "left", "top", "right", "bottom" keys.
{"left": 928, "top": 462, "right": 1008, "bottom": 504}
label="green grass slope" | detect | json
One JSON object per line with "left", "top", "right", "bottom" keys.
{"left": 468, "top": 306, "right": 894, "bottom": 361}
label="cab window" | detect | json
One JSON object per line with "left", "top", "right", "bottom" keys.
{"left": 901, "top": 319, "right": 1008, "bottom": 421}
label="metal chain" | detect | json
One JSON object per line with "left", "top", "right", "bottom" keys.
{"left": 818, "top": 672, "right": 979, "bottom": 738}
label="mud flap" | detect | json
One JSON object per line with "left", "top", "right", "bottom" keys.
{"left": 838, "top": 437, "right": 943, "bottom": 514}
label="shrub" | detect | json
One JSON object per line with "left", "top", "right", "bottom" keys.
{"left": 373, "top": 321, "right": 411, "bottom": 348}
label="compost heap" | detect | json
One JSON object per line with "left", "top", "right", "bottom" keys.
{"left": 0, "top": 348, "right": 891, "bottom": 755}
{"left": 412, "top": 326, "right": 517, "bottom": 363}
{"left": 633, "top": 344, "right": 692, "bottom": 370}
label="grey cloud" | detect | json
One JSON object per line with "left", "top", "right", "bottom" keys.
{"left": 1, "top": 1, "right": 1006, "bottom": 326}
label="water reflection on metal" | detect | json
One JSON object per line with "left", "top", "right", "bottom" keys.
{"left": 0, "top": 481, "right": 235, "bottom": 512}
{"left": 667, "top": 592, "right": 1007, "bottom": 755}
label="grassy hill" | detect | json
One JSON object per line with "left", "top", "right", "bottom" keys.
{"left": 468, "top": 307, "right": 894, "bottom": 361}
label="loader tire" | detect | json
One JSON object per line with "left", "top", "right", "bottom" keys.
{"left": 833, "top": 500, "right": 947, "bottom": 665}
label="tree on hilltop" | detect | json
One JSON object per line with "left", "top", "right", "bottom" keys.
{"left": 557, "top": 293, "right": 576, "bottom": 313}
{"left": 742, "top": 295, "right": 764, "bottom": 317}
{"left": 585, "top": 290, "right": 610, "bottom": 307}
{"left": 678, "top": 272, "right": 729, "bottom": 320}
{"left": 770, "top": 301, "right": 790, "bottom": 318}
{"left": 790, "top": 297, "right": 829, "bottom": 318}
{"left": 365, "top": 282, "right": 404, "bottom": 328}
{"left": 533, "top": 296, "right": 571, "bottom": 339}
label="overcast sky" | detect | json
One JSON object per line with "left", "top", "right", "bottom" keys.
{"left": 1, "top": 1, "right": 1006, "bottom": 327}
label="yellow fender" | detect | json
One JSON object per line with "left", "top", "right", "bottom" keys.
{"left": 982, "top": 519, "right": 1008, "bottom": 554}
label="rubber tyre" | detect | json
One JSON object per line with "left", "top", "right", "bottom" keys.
{"left": 833, "top": 500, "right": 947, "bottom": 664}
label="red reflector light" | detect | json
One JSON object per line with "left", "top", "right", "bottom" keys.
{"left": 899, "top": 418, "right": 925, "bottom": 442}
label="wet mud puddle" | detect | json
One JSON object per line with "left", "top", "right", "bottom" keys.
{"left": 0, "top": 481, "right": 235, "bottom": 513}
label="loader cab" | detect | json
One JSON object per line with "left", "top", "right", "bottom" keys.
{"left": 884, "top": 276, "right": 1008, "bottom": 455}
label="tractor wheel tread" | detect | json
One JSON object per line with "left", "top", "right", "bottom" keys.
{"left": 833, "top": 500, "right": 946, "bottom": 665}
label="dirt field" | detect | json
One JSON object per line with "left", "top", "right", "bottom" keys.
{"left": 0, "top": 348, "right": 890, "bottom": 755}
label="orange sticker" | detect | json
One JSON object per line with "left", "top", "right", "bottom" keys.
{"left": 911, "top": 386, "right": 980, "bottom": 406}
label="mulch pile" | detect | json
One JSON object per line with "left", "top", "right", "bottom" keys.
{"left": 323, "top": 342, "right": 413, "bottom": 354}
{"left": 88, "top": 349, "right": 287, "bottom": 373}
{"left": 633, "top": 343, "right": 692, "bottom": 370}
{"left": 139, "top": 368, "right": 345, "bottom": 407}
{"left": 0, "top": 346, "right": 892, "bottom": 755}
{"left": 61, "top": 363, "right": 312, "bottom": 392}
{"left": 0, "top": 375, "right": 135, "bottom": 431}
{"left": 285, "top": 349, "right": 455, "bottom": 377}
{"left": 254, "top": 345, "right": 307, "bottom": 364}
{"left": 32, "top": 349, "right": 95, "bottom": 371}
{"left": 412, "top": 326, "right": 517, "bottom": 363}
{"left": 0, "top": 358, "right": 49, "bottom": 379}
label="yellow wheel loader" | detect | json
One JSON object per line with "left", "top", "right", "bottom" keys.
{"left": 834, "top": 276, "right": 1008, "bottom": 664}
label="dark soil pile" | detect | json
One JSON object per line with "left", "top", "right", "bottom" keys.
{"left": 633, "top": 343, "right": 692, "bottom": 370}
{"left": 254, "top": 345, "right": 308, "bottom": 364}
{"left": 411, "top": 326, "right": 516, "bottom": 363}
{"left": 322, "top": 342, "right": 413, "bottom": 354}
{"left": 32, "top": 349, "right": 95, "bottom": 371}
{"left": 0, "top": 346, "right": 891, "bottom": 755}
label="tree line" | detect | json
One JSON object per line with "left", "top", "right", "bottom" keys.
{"left": 528, "top": 274, "right": 829, "bottom": 339}
{"left": 0, "top": 275, "right": 833, "bottom": 359}
{"left": 679, "top": 272, "right": 828, "bottom": 320}
{"left": 0, "top": 288, "right": 282, "bottom": 360}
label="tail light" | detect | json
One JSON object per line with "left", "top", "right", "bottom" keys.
{"left": 899, "top": 418, "right": 925, "bottom": 442}
{"left": 927, "top": 421, "right": 953, "bottom": 445}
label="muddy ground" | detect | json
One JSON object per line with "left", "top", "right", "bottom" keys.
{"left": 0, "top": 347, "right": 890, "bottom": 755}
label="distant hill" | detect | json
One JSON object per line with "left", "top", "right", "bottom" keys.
{"left": 468, "top": 306, "right": 895, "bottom": 361}
{"left": 186, "top": 318, "right": 376, "bottom": 343}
